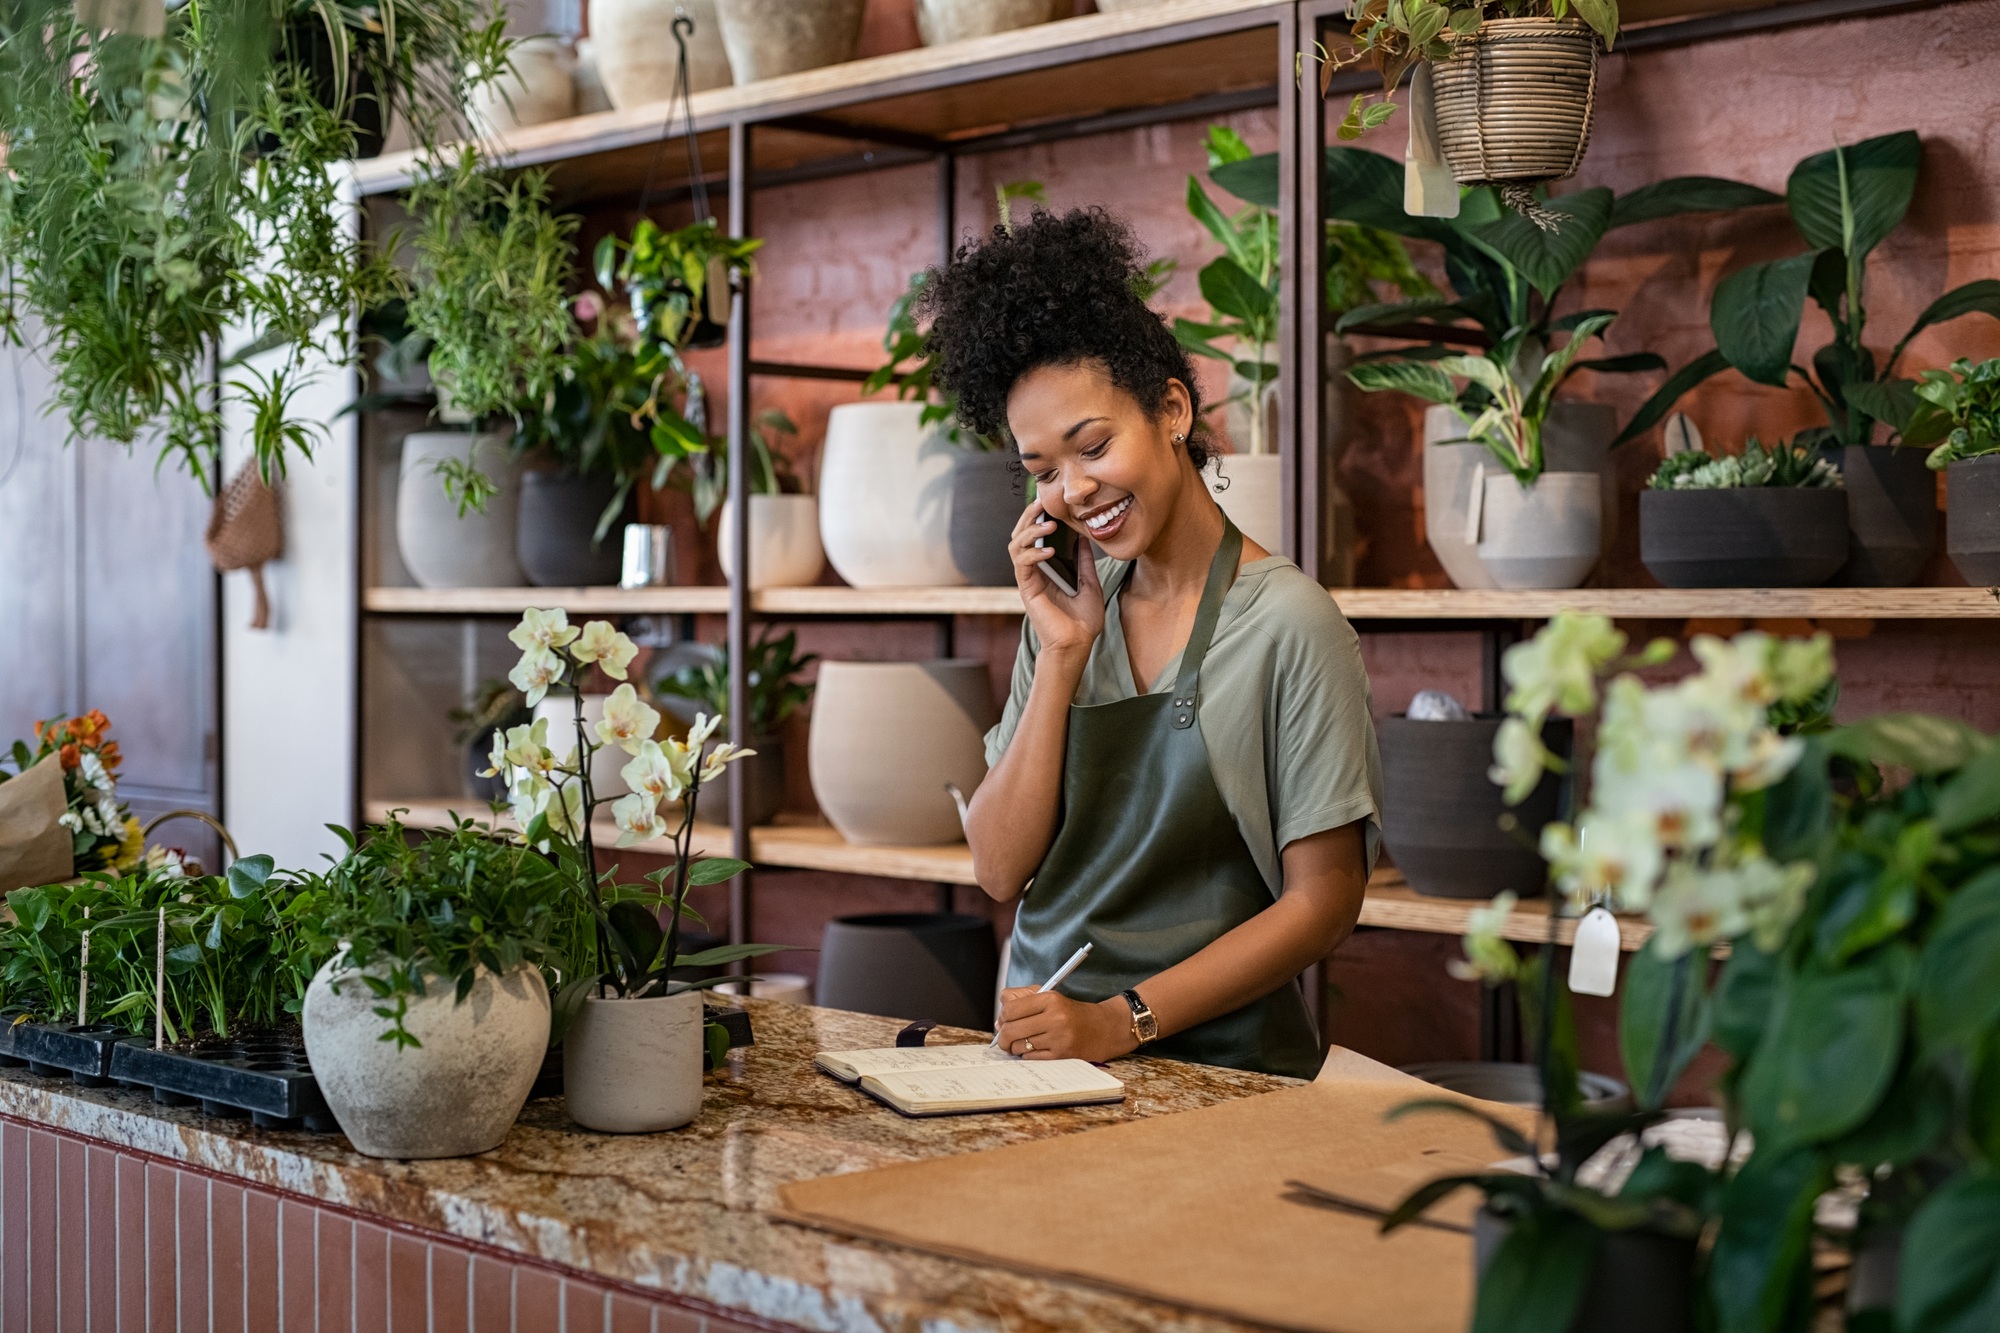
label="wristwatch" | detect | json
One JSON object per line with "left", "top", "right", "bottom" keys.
{"left": 1120, "top": 989, "right": 1158, "bottom": 1046}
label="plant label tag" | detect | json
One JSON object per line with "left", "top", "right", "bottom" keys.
{"left": 1569, "top": 908, "right": 1620, "bottom": 997}
{"left": 1464, "top": 463, "right": 1486, "bottom": 546}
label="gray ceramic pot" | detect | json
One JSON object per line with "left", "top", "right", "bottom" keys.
{"left": 518, "top": 471, "right": 624, "bottom": 587}
{"left": 816, "top": 913, "right": 999, "bottom": 1030}
{"left": 395, "top": 432, "right": 524, "bottom": 589}
{"left": 916, "top": 0, "right": 1059, "bottom": 44}
{"left": 1947, "top": 454, "right": 2000, "bottom": 584}
{"left": 1403, "top": 1062, "right": 1629, "bottom": 1109}
{"left": 1821, "top": 445, "right": 1938, "bottom": 586}
{"left": 712, "top": 0, "right": 865, "bottom": 83}
{"left": 1640, "top": 488, "right": 1849, "bottom": 588}
{"left": 949, "top": 450, "right": 1027, "bottom": 586}
{"left": 1473, "top": 1206, "right": 1696, "bottom": 1333}
{"left": 1379, "top": 715, "right": 1570, "bottom": 900}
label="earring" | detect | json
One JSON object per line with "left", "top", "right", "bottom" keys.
{"left": 1172, "top": 432, "right": 1186, "bottom": 444}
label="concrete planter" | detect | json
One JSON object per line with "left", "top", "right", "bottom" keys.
{"left": 1947, "top": 454, "right": 2000, "bottom": 584}
{"left": 1476, "top": 470, "right": 1601, "bottom": 590}
{"left": 1640, "top": 488, "right": 1849, "bottom": 588}
{"left": 719, "top": 493, "right": 826, "bottom": 589}
{"left": 518, "top": 471, "right": 625, "bottom": 587}
{"left": 916, "top": 0, "right": 1059, "bottom": 45}
{"left": 591, "top": 0, "right": 733, "bottom": 107}
{"left": 303, "top": 959, "right": 548, "bottom": 1159}
{"left": 1829, "top": 445, "right": 1938, "bottom": 586}
{"left": 1203, "top": 453, "right": 1284, "bottom": 555}
{"left": 468, "top": 36, "right": 575, "bottom": 135}
{"left": 712, "top": 0, "right": 865, "bottom": 84}
{"left": 395, "top": 432, "right": 524, "bottom": 589}
{"left": 949, "top": 450, "right": 1027, "bottom": 586}
{"left": 564, "top": 990, "right": 704, "bottom": 1133}
{"left": 817, "top": 402, "right": 963, "bottom": 588}
{"left": 1378, "top": 715, "right": 1569, "bottom": 899}
{"left": 808, "top": 660, "right": 994, "bottom": 846}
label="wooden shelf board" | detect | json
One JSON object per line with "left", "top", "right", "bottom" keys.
{"left": 363, "top": 586, "right": 731, "bottom": 615}
{"left": 752, "top": 585, "right": 1028, "bottom": 616}
{"left": 1358, "top": 875, "right": 1653, "bottom": 952}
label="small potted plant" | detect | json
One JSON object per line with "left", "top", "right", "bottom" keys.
{"left": 596, "top": 216, "right": 762, "bottom": 356}
{"left": 699, "top": 410, "right": 826, "bottom": 591}
{"left": 1871, "top": 355, "right": 2000, "bottom": 585}
{"left": 1639, "top": 429, "right": 1849, "bottom": 588}
{"left": 657, "top": 628, "right": 817, "bottom": 826}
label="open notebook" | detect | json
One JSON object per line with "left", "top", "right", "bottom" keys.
{"left": 816, "top": 1044, "right": 1126, "bottom": 1117}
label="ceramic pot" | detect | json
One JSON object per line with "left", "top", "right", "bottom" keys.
{"left": 949, "top": 451, "right": 1027, "bottom": 586}
{"left": 591, "top": 0, "right": 734, "bottom": 108}
{"left": 1378, "top": 716, "right": 1570, "bottom": 900}
{"left": 1473, "top": 1207, "right": 1695, "bottom": 1333}
{"left": 1406, "top": 1062, "right": 1629, "bottom": 1110}
{"left": 1542, "top": 400, "right": 1619, "bottom": 554}
{"left": 303, "top": 959, "right": 548, "bottom": 1159}
{"left": 533, "top": 693, "right": 633, "bottom": 800}
{"left": 1947, "top": 455, "right": 2000, "bottom": 584}
{"left": 571, "top": 39, "right": 614, "bottom": 113}
{"left": 712, "top": 0, "right": 866, "bottom": 83}
{"left": 1422, "top": 412, "right": 1498, "bottom": 589}
{"left": 1092, "top": 0, "right": 1166, "bottom": 11}
{"left": 1476, "top": 470, "right": 1601, "bottom": 590}
{"left": 1203, "top": 453, "right": 1284, "bottom": 556}
{"left": 817, "top": 913, "right": 999, "bottom": 1029}
{"left": 808, "top": 660, "right": 995, "bottom": 846}
{"left": 1829, "top": 445, "right": 1938, "bottom": 586}
{"left": 564, "top": 990, "right": 704, "bottom": 1133}
{"left": 396, "top": 432, "right": 524, "bottom": 589}
{"left": 1224, "top": 367, "right": 1280, "bottom": 458}
{"left": 518, "top": 471, "right": 626, "bottom": 587}
{"left": 712, "top": 973, "right": 812, "bottom": 1004}
{"left": 1639, "top": 488, "right": 1849, "bottom": 589}
{"left": 718, "top": 493, "right": 826, "bottom": 589}
{"left": 817, "top": 402, "right": 964, "bottom": 588}
{"left": 468, "top": 36, "right": 576, "bottom": 135}
{"left": 916, "top": 0, "right": 1059, "bottom": 44}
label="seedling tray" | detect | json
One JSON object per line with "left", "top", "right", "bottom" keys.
{"left": 109, "top": 1037, "right": 339, "bottom": 1132}
{"left": 2, "top": 1021, "right": 128, "bottom": 1086}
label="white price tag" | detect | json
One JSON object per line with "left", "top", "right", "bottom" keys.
{"left": 1568, "top": 907, "right": 1621, "bottom": 997}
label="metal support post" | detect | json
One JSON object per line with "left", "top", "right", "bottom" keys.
{"left": 1275, "top": 2, "right": 1304, "bottom": 571}
{"left": 725, "top": 119, "right": 754, "bottom": 956}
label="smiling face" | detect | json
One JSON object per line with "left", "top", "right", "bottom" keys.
{"left": 1008, "top": 360, "right": 1199, "bottom": 561}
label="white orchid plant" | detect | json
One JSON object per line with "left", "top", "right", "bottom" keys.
{"left": 488, "top": 609, "right": 780, "bottom": 1033}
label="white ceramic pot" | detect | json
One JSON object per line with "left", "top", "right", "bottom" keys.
{"left": 533, "top": 692, "right": 633, "bottom": 799}
{"left": 396, "top": 432, "right": 525, "bottom": 589}
{"left": 1475, "top": 470, "right": 1602, "bottom": 590}
{"left": 718, "top": 493, "right": 826, "bottom": 589}
{"left": 591, "top": 0, "right": 734, "bottom": 108}
{"left": 1421, "top": 409, "right": 1499, "bottom": 590}
{"left": 303, "top": 959, "right": 549, "bottom": 1159}
{"left": 818, "top": 402, "right": 964, "bottom": 588}
{"left": 808, "top": 660, "right": 995, "bottom": 846}
{"left": 571, "top": 39, "right": 614, "bottom": 113}
{"left": 1092, "top": 0, "right": 1166, "bottom": 9}
{"left": 1541, "top": 400, "right": 1619, "bottom": 556}
{"left": 713, "top": 0, "right": 866, "bottom": 83}
{"left": 712, "top": 973, "right": 812, "bottom": 1004}
{"left": 564, "top": 990, "right": 704, "bottom": 1133}
{"left": 916, "top": 0, "right": 1060, "bottom": 45}
{"left": 1203, "top": 453, "right": 1283, "bottom": 556}
{"left": 469, "top": 36, "right": 576, "bottom": 135}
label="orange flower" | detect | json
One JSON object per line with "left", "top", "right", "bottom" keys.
{"left": 59, "top": 744, "right": 79, "bottom": 770}
{"left": 85, "top": 709, "right": 109, "bottom": 732}
{"left": 32, "top": 719, "right": 46, "bottom": 742}
{"left": 98, "top": 741, "right": 122, "bottom": 773}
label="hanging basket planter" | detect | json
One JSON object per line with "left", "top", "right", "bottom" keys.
{"left": 1430, "top": 19, "right": 1600, "bottom": 219}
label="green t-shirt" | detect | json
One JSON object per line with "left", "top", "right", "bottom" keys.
{"left": 984, "top": 555, "right": 1383, "bottom": 895}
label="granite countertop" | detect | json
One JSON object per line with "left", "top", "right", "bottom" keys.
{"left": 0, "top": 999, "right": 1295, "bottom": 1332}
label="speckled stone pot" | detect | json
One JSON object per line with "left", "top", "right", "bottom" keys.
{"left": 712, "top": 0, "right": 865, "bottom": 83}
{"left": 916, "top": 0, "right": 1059, "bottom": 45}
{"left": 564, "top": 990, "right": 704, "bottom": 1133}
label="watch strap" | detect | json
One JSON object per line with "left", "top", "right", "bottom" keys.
{"left": 1120, "top": 989, "right": 1158, "bottom": 1045}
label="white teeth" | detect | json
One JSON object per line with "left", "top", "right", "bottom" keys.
{"left": 1084, "top": 497, "right": 1131, "bottom": 531}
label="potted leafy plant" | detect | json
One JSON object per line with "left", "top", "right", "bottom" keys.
{"left": 596, "top": 216, "right": 762, "bottom": 356}
{"left": 1666, "top": 131, "right": 2000, "bottom": 586}
{"left": 1865, "top": 356, "right": 2000, "bottom": 585}
{"left": 1639, "top": 429, "right": 1849, "bottom": 589}
{"left": 704, "top": 410, "right": 827, "bottom": 591}
{"left": 297, "top": 814, "right": 569, "bottom": 1158}
{"left": 488, "top": 609, "right": 782, "bottom": 1132}
{"left": 658, "top": 629, "right": 818, "bottom": 827}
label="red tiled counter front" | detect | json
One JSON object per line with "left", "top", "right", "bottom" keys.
{"left": 0, "top": 1001, "right": 1288, "bottom": 1333}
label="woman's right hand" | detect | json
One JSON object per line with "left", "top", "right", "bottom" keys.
{"left": 1009, "top": 501, "right": 1105, "bottom": 658}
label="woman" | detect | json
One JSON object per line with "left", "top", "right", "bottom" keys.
{"left": 927, "top": 208, "right": 1383, "bottom": 1082}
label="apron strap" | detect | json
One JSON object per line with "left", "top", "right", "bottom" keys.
{"left": 1168, "top": 518, "right": 1242, "bottom": 730}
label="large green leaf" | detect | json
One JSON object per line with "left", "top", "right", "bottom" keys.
{"left": 1322, "top": 146, "right": 1469, "bottom": 249}
{"left": 1741, "top": 949, "right": 1909, "bottom": 1151}
{"left": 1787, "top": 130, "right": 1921, "bottom": 263}
{"left": 1711, "top": 941, "right": 1780, "bottom": 1061}
{"left": 1825, "top": 713, "right": 1992, "bottom": 774}
{"left": 1709, "top": 1147, "right": 1830, "bottom": 1333}
{"left": 1915, "top": 867, "right": 2000, "bottom": 1052}
{"left": 1185, "top": 177, "right": 1245, "bottom": 267}
{"left": 1892, "top": 279, "right": 2000, "bottom": 370}
{"left": 1621, "top": 945, "right": 1713, "bottom": 1111}
{"left": 1347, "top": 359, "right": 1461, "bottom": 405}
{"left": 1210, "top": 152, "right": 1279, "bottom": 209}
{"left": 1935, "top": 743, "right": 2000, "bottom": 835}
{"left": 1463, "top": 189, "right": 1613, "bottom": 298}
{"left": 1613, "top": 348, "right": 1731, "bottom": 447}
{"left": 1712, "top": 253, "right": 1818, "bottom": 387}
{"left": 686, "top": 856, "right": 752, "bottom": 887}
{"left": 1470, "top": 1209, "right": 1598, "bottom": 1333}
{"left": 1897, "top": 1172, "right": 2000, "bottom": 1333}
{"left": 1608, "top": 176, "right": 1783, "bottom": 229}
{"left": 1334, "top": 298, "right": 1483, "bottom": 336}
{"left": 1843, "top": 378, "right": 1923, "bottom": 435}
{"left": 1197, "top": 256, "right": 1275, "bottom": 325}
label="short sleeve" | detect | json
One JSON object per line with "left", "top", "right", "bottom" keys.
{"left": 983, "top": 617, "right": 1039, "bottom": 766}
{"left": 1264, "top": 589, "right": 1383, "bottom": 866}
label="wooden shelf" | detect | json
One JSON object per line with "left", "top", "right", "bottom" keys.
{"left": 363, "top": 586, "right": 731, "bottom": 615}
{"left": 1357, "top": 873, "right": 1653, "bottom": 952}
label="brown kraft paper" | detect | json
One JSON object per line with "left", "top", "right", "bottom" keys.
{"left": 0, "top": 756, "right": 75, "bottom": 893}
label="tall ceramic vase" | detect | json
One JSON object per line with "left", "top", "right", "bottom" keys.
{"left": 468, "top": 36, "right": 575, "bottom": 135}
{"left": 808, "top": 661, "right": 995, "bottom": 846}
{"left": 916, "top": 0, "right": 1059, "bottom": 45}
{"left": 712, "top": 0, "right": 865, "bottom": 83}
{"left": 719, "top": 493, "right": 826, "bottom": 589}
{"left": 1203, "top": 454, "right": 1284, "bottom": 555}
{"left": 818, "top": 402, "right": 964, "bottom": 588}
{"left": 396, "top": 431, "right": 524, "bottom": 589}
{"left": 1475, "top": 470, "right": 1602, "bottom": 590}
{"left": 533, "top": 693, "right": 632, "bottom": 799}
{"left": 591, "top": 0, "right": 734, "bottom": 108}
{"left": 564, "top": 990, "right": 704, "bottom": 1133}
{"left": 1423, "top": 402, "right": 1614, "bottom": 589}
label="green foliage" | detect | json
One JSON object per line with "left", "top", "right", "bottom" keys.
{"left": 1645, "top": 437, "right": 1844, "bottom": 490}
{"left": 1865, "top": 357, "right": 2000, "bottom": 470}
{"left": 684, "top": 410, "right": 802, "bottom": 527}
{"left": 1175, "top": 127, "right": 1282, "bottom": 455}
{"left": 658, "top": 629, "right": 818, "bottom": 738}
{"left": 595, "top": 217, "right": 761, "bottom": 357}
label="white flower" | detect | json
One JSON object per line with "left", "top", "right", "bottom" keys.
{"left": 1448, "top": 892, "right": 1522, "bottom": 982}
{"left": 593, "top": 683, "right": 661, "bottom": 755}
{"left": 521, "top": 775, "right": 585, "bottom": 842}
{"left": 700, "top": 742, "right": 758, "bottom": 786}
{"left": 78, "top": 750, "right": 111, "bottom": 793}
{"left": 501, "top": 719, "right": 562, "bottom": 777}
{"left": 1501, "top": 613, "right": 1626, "bottom": 725}
{"left": 1592, "top": 756, "right": 1724, "bottom": 854}
{"left": 1541, "top": 810, "right": 1666, "bottom": 913}
{"left": 572, "top": 620, "right": 638, "bottom": 681}
{"left": 1736, "top": 855, "right": 1815, "bottom": 953}
{"left": 1730, "top": 728, "right": 1806, "bottom": 792}
{"left": 621, "top": 739, "right": 688, "bottom": 806}
{"left": 509, "top": 647, "right": 565, "bottom": 707}
{"left": 1769, "top": 634, "right": 1834, "bottom": 705}
{"left": 611, "top": 791, "right": 668, "bottom": 846}
{"left": 1648, "top": 862, "right": 1750, "bottom": 959}
{"left": 686, "top": 712, "right": 722, "bottom": 750}
{"left": 508, "top": 608, "right": 579, "bottom": 655}
{"left": 1489, "top": 717, "right": 1548, "bottom": 805}
{"left": 58, "top": 811, "right": 82, "bottom": 832}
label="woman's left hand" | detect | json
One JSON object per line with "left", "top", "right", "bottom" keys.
{"left": 995, "top": 990, "right": 1138, "bottom": 1062}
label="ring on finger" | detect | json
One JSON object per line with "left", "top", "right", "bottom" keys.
{"left": 1023, "top": 1040, "right": 1034, "bottom": 1053}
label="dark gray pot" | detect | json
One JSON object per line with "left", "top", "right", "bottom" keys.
{"left": 816, "top": 913, "right": 999, "bottom": 1031}
{"left": 1820, "top": 445, "right": 1938, "bottom": 586}
{"left": 1401, "top": 1061, "right": 1630, "bottom": 1110}
{"left": 1640, "top": 488, "right": 1849, "bottom": 588}
{"left": 1474, "top": 1207, "right": 1697, "bottom": 1333}
{"left": 518, "top": 471, "right": 624, "bottom": 587}
{"left": 949, "top": 451, "right": 1027, "bottom": 586}
{"left": 1947, "top": 455, "right": 2000, "bottom": 584}
{"left": 703, "top": 736, "right": 786, "bottom": 827}
{"left": 1379, "top": 716, "right": 1571, "bottom": 900}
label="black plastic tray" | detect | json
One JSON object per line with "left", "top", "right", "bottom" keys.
{"left": 109, "top": 1037, "right": 340, "bottom": 1131}
{"left": 2, "top": 1021, "right": 128, "bottom": 1086}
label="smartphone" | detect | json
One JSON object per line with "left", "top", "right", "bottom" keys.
{"left": 1033, "top": 508, "right": 1081, "bottom": 596}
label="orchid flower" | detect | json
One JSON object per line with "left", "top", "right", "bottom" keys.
{"left": 573, "top": 620, "right": 638, "bottom": 680}
{"left": 594, "top": 683, "right": 661, "bottom": 755}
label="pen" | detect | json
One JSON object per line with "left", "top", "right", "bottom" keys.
{"left": 992, "top": 942, "right": 1094, "bottom": 1047}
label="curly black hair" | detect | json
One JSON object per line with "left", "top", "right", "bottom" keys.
{"left": 916, "top": 207, "right": 1209, "bottom": 469}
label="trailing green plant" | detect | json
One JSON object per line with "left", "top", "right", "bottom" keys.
{"left": 658, "top": 628, "right": 818, "bottom": 740}
{"left": 1864, "top": 356, "right": 2000, "bottom": 471}
{"left": 595, "top": 217, "right": 763, "bottom": 357}
{"left": 683, "top": 409, "right": 804, "bottom": 527}
{"left": 1174, "top": 127, "right": 1280, "bottom": 454}
{"left": 1646, "top": 437, "right": 1843, "bottom": 490}
{"left": 1667, "top": 131, "right": 2000, "bottom": 454}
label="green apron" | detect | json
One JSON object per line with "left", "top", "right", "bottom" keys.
{"left": 1007, "top": 519, "right": 1323, "bottom": 1081}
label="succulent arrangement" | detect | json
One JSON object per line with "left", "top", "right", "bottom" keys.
{"left": 1646, "top": 439, "right": 1844, "bottom": 491}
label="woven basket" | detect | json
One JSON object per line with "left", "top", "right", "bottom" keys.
{"left": 1430, "top": 18, "right": 1599, "bottom": 190}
